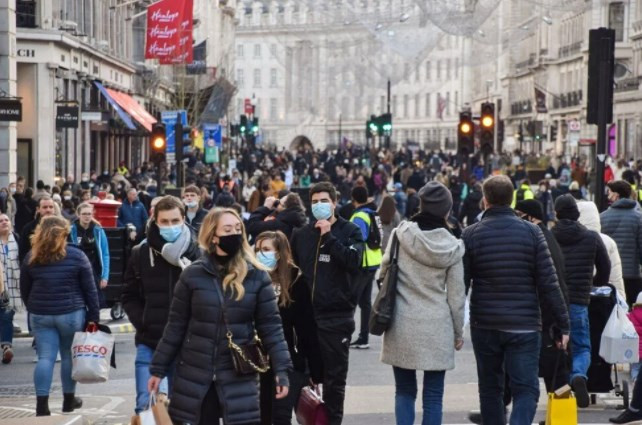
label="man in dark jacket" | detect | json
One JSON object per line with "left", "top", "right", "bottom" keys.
{"left": 19, "top": 196, "right": 56, "bottom": 263}
{"left": 460, "top": 182, "right": 483, "bottom": 227}
{"left": 601, "top": 180, "right": 642, "bottom": 306}
{"left": 121, "top": 196, "right": 200, "bottom": 414}
{"left": 117, "top": 188, "right": 149, "bottom": 243}
{"left": 552, "top": 194, "right": 610, "bottom": 407}
{"left": 463, "top": 176, "right": 569, "bottom": 425}
{"left": 182, "top": 185, "right": 208, "bottom": 235}
{"left": 515, "top": 199, "right": 571, "bottom": 393}
{"left": 247, "top": 192, "right": 307, "bottom": 241}
{"left": 290, "top": 182, "right": 365, "bottom": 425}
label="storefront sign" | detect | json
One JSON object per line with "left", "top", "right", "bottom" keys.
{"left": 81, "top": 111, "right": 104, "bottom": 121}
{"left": 0, "top": 99, "right": 22, "bottom": 122}
{"left": 146, "top": 0, "right": 193, "bottom": 64}
{"left": 56, "top": 106, "right": 79, "bottom": 128}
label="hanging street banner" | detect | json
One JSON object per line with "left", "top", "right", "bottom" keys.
{"left": 203, "top": 123, "right": 222, "bottom": 164}
{"left": 161, "top": 110, "right": 188, "bottom": 164}
{"left": 56, "top": 106, "right": 79, "bottom": 129}
{"left": 0, "top": 99, "right": 22, "bottom": 122}
{"left": 145, "top": 0, "right": 193, "bottom": 64}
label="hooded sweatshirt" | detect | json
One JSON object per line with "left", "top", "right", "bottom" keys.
{"left": 577, "top": 200, "right": 626, "bottom": 302}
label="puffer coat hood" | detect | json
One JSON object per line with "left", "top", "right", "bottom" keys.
{"left": 396, "top": 221, "right": 464, "bottom": 269}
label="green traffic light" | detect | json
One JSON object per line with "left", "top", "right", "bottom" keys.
{"left": 252, "top": 126, "right": 259, "bottom": 133}
{"left": 383, "top": 124, "right": 392, "bottom": 131}
{"left": 369, "top": 123, "right": 378, "bottom": 132}
{"left": 240, "top": 126, "right": 246, "bottom": 132}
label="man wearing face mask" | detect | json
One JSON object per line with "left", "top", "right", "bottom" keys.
{"left": 290, "top": 182, "right": 365, "bottom": 425}
{"left": 121, "top": 196, "right": 200, "bottom": 414}
{"left": 182, "top": 185, "right": 208, "bottom": 234}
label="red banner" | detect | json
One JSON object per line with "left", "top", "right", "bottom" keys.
{"left": 146, "top": 0, "right": 193, "bottom": 64}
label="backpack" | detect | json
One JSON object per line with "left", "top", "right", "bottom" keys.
{"left": 366, "top": 211, "right": 383, "bottom": 250}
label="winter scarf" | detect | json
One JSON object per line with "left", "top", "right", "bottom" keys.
{"left": 146, "top": 222, "right": 194, "bottom": 270}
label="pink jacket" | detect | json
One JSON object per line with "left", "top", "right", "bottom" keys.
{"left": 628, "top": 307, "right": 642, "bottom": 358}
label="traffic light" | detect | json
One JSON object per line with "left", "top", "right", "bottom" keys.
{"left": 230, "top": 124, "right": 240, "bottom": 137}
{"left": 240, "top": 115, "right": 248, "bottom": 134}
{"left": 150, "top": 123, "right": 166, "bottom": 164}
{"left": 550, "top": 124, "right": 558, "bottom": 142}
{"left": 251, "top": 117, "right": 259, "bottom": 135}
{"left": 366, "top": 115, "right": 378, "bottom": 139}
{"left": 457, "top": 111, "right": 474, "bottom": 155}
{"left": 480, "top": 102, "right": 495, "bottom": 153}
{"left": 380, "top": 113, "right": 392, "bottom": 136}
{"left": 174, "top": 119, "right": 192, "bottom": 163}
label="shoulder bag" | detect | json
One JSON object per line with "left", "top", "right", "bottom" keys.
{"left": 369, "top": 232, "right": 400, "bottom": 336}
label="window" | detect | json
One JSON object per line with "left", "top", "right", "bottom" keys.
{"left": 454, "top": 58, "right": 459, "bottom": 79}
{"left": 446, "top": 59, "right": 451, "bottom": 80}
{"left": 270, "top": 69, "right": 277, "bottom": 87}
{"left": 436, "top": 60, "right": 441, "bottom": 80}
{"left": 404, "top": 63, "right": 410, "bottom": 81}
{"left": 237, "top": 69, "right": 244, "bottom": 87}
{"left": 270, "top": 44, "right": 277, "bottom": 57}
{"left": 609, "top": 2, "right": 625, "bottom": 42}
{"left": 403, "top": 95, "right": 409, "bottom": 118}
{"left": 270, "top": 98, "right": 277, "bottom": 119}
{"left": 254, "top": 44, "right": 261, "bottom": 58}
{"left": 237, "top": 44, "right": 244, "bottom": 58}
{"left": 425, "top": 61, "right": 431, "bottom": 81}
{"left": 392, "top": 95, "right": 397, "bottom": 115}
{"left": 446, "top": 92, "right": 450, "bottom": 116}
{"left": 425, "top": 93, "right": 431, "bottom": 117}
{"left": 253, "top": 69, "right": 261, "bottom": 87}
{"left": 415, "top": 94, "right": 420, "bottom": 117}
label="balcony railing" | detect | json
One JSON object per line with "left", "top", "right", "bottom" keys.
{"left": 558, "top": 41, "right": 582, "bottom": 59}
{"left": 615, "top": 77, "right": 639, "bottom": 93}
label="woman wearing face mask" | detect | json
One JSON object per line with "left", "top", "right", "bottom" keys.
{"left": 148, "top": 209, "right": 292, "bottom": 425}
{"left": 69, "top": 203, "right": 110, "bottom": 308}
{"left": 255, "top": 231, "right": 323, "bottom": 425}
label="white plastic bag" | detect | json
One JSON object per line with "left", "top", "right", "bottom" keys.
{"left": 599, "top": 304, "right": 640, "bottom": 364}
{"left": 71, "top": 327, "right": 115, "bottom": 383}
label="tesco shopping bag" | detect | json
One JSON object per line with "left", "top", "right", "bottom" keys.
{"left": 71, "top": 324, "right": 115, "bottom": 383}
{"left": 599, "top": 304, "right": 640, "bottom": 364}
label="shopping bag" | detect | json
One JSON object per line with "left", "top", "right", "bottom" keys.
{"left": 599, "top": 304, "right": 640, "bottom": 364}
{"left": 296, "top": 386, "right": 329, "bottom": 425}
{"left": 131, "top": 394, "right": 172, "bottom": 425}
{"left": 71, "top": 324, "right": 115, "bottom": 383}
{"left": 545, "top": 392, "right": 578, "bottom": 425}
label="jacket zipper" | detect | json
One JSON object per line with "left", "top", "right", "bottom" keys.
{"left": 311, "top": 235, "right": 322, "bottom": 303}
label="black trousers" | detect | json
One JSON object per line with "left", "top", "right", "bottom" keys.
{"left": 260, "top": 368, "right": 309, "bottom": 425}
{"left": 625, "top": 277, "right": 642, "bottom": 307}
{"left": 317, "top": 319, "right": 354, "bottom": 425}
{"left": 357, "top": 271, "right": 376, "bottom": 341}
{"left": 199, "top": 382, "right": 259, "bottom": 425}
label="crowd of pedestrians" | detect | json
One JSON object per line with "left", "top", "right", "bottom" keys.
{"left": 4, "top": 143, "right": 642, "bottom": 424}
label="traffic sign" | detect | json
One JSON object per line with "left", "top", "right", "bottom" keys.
{"left": 568, "top": 120, "right": 581, "bottom": 132}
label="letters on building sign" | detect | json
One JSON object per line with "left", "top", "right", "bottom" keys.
{"left": 0, "top": 99, "right": 22, "bottom": 122}
{"left": 56, "top": 106, "right": 80, "bottom": 129}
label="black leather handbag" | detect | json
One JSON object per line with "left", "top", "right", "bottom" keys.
{"left": 369, "top": 232, "right": 400, "bottom": 336}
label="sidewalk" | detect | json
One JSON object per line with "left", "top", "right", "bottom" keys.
{"left": 12, "top": 309, "right": 134, "bottom": 337}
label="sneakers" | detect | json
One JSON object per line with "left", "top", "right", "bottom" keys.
{"left": 349, "top": 338, "right": 370, "bottom": 349}
{"left": 609, "top": 409, "right": 642, "bottom": 424}
{"left": 571, "top": 376, "right": 590, "bottom": 408}
{"left": 468, "top": 412, "right": 483, "bottom": 424}
{"left": 1, "top": 345, "right": 13, "bottom": 364}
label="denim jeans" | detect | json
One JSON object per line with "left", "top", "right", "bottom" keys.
{"left": 0, "top": 308, "right": 15, "bottom": 346}
{"left": 471, "top": 328, "right": 541, "bottom": 425}
{"left": 392, "top": 367, "right": 445, "bottom": 425}
{"left": 29, "top": 309, "right": 86, "bottom": 396}
{"left": 135, "top": 344, "right": 170, "bottom": 414}
{"left": 569, "top": 303, "right": 591, "bottom": 381}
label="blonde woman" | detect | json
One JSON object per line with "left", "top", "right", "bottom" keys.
{"left": 148, "top": 208, "right": 292, "bottom": 425}
{"left": 20, "top": 216, "right": 99, "bottom": 416}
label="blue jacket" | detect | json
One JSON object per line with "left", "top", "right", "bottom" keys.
{"left": 69, "top": 222, "right": 110, "bottom": 281}
{"left": 20, "top": 245, "right": 100, "bottom": 322}
{"left": 600, "top": 198, "right": 642, "bottom": 278}
{"left": 462, "top": 206, "right": 569, "bottom": 334}
{"left": 117, "top": 199, "right": 149, "bottom": 234}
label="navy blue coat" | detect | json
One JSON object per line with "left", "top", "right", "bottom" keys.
{"left": 462, "top": 206, "right": 569, "bottom": 334}
{"left": 600, "top": 198, "right": 642, "bottom": 279}
{"left": 20, "top": 245, "right": 99, "bottom": 322}
{"left": 117, "top": 199, "right": 149, "bottom": 235}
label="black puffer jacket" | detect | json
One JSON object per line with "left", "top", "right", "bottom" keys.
{"left": 290, "top": 216, "right": 365, "bottom": 326}
{"left": 601, "top": 198, "right": 642, "bottom": 278}
{"left": 121, "top": 230, "right": 201, "bottom": 349}
{"left": 149, "top": 255, "right": 292, "bottom": 425}
{"left": 185, "top": 208, "right": 208, "bottom": 235}
{"left": 247, "top": 206, "right": 307, "bottom": 240}
{"left": 552, "top": 219, "right": 610, "bottom": 306}
{"left": 462, "top": 207, "right": 569, "bottom": 334}
{"left": 459, "top": 188, "right": 483, "bottom": 226}
{"left": 539, "top": 223, "right": 569, "bottom": 336}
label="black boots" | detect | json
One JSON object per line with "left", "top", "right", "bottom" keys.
{"left": 36, "top": 396, "right": 50, "bottom": 416}
{"left": 62, "top": 393, "right": 83, "bottom": 413}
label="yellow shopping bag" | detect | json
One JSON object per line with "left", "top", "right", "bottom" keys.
{"left": 545, "top": 392, "right": 578, "bottom": 425}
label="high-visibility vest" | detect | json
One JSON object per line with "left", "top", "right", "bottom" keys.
{"left": 350, "top": 210, "right": 383, "bottom": 269}
{"left": 511, "top": 184, "right": 534, "bottom": 208}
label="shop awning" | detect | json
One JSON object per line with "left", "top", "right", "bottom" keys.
{"left": 105, "top": 88, "right": 157, "bottom": 132}
{"left": 94, "top": 81, "right": 136, "bottom": 130}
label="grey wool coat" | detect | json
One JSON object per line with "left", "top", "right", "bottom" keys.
{"left": 380, "top": 221, "right": 466, "bottom": 371}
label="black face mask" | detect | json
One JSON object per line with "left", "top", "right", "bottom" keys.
{"left": 216, "top": 234, "right": 244, "bottom": 257}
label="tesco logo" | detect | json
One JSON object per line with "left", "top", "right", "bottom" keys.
{"left": 73, "top": 345, "right": 108, "bottom": 356}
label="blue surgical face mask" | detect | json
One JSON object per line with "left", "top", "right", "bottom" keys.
{"left": 257, "top": 251, "right": 278, "bottom": 270}
{"left": 159, "top": 224, "right": 182, "bottom": 243}
{"left": 312, "top": 202, "right": 333, "bottom": 221}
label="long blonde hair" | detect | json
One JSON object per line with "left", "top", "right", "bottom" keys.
{"left": 198, "top": 208, "right": 265, "bottom": 300}
{"left": 29, "top": 216, "right": 70, "bottom": 265}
